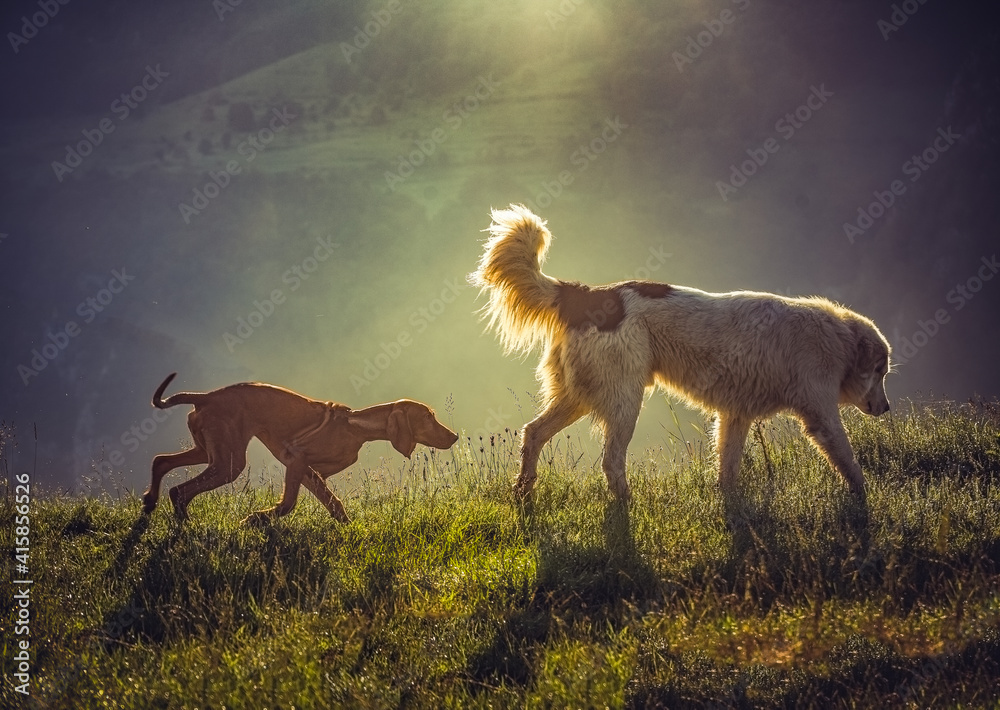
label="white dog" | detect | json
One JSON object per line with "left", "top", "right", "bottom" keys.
{"left": 469, "top": 204, "right": 891, "bottom": 501}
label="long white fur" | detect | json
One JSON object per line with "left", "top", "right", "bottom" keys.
{"left": 469, "top": 204, "right": 892, "bottom": 501}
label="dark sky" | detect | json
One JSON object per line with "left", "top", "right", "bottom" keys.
{"left": 1, "top": 0, "right": 998, "bottom": 493}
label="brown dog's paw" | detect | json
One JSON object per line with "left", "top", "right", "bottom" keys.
{"left": 168, "top": 487, "right": 189, "bottom": 521}
{"left": 241, "top": 510, "right": 274, "bottom": 527}
{"left": 141, "top": 491, "right": 157, "bottom": 514}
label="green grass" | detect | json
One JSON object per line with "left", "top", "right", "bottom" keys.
{"left": 2, "top": 399, "right": 1000, "bottom": 709}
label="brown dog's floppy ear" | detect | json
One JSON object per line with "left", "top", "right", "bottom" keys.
{"left": 387, "top": 406, "right": 416, "bottom": 458}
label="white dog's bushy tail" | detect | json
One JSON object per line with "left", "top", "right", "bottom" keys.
{"left": 468, "top": 204, "right": 563, "bottom": 355}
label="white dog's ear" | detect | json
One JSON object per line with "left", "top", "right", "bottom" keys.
{"left": 850, "top": 324, "right": 871, "bottom": 370}
{"left": 856, "top": 333, "right": 870, "bottom": 364}
{"left": 387, "top": 407, "right": 416, "bottom": 458}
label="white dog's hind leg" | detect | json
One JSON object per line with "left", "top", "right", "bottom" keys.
{"left": 800, "top": 409, "right": 867, "bottom": 499}
{"left": 597, "top": 391, "right": 644, "bottom": 501}
{"left": 517, "top": 397, "right": 586, "bottom": 497}
{"left": 716, "top": 413, "right": 751, "bottom": 492}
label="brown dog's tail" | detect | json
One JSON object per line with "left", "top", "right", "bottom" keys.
{"left": 152, "top": 372, "right": 203, "bottom": 409}
{"left": 467, "top": 204, "right": 563, "bottom": 355}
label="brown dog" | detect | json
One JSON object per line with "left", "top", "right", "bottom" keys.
{"left": 142, "top": 373, "right": 458, "bottom": 523}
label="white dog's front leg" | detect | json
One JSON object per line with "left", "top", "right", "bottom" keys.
{"left": 601, "top": 427, "right": 634, "bottom": 501}
{"left": 715, "top": 413, "right": 751, "bottom": 492}
{"left": 801, "top": 410, "right": 867, "bottom": 499}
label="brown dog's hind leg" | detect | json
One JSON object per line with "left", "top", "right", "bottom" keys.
{"left": 169, "top": 449, "right": 247, "bottom": 520}
{"left": 144, "top": 447, "right": 208, "bottom": 514}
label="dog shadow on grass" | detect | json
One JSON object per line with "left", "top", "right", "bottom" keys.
{"left": 108, "top": 514, "right": 153, "bottom": 577}
{"left": 719, "top": 486, "right": 873, "bottom": 605}
{"left": 535, "top": 498, "right": 660, "bottom": 609}
{"left": 39, "top": 512, "right": 177, "bottom": 701}
{"left": 98, "top": 516, "right": 187, "bottom": 650}
{"left": 98, "top": 511, "right": 336, "bottom": 652}
{"left": 468, "top": 499, "right": 657, "bottom": 690}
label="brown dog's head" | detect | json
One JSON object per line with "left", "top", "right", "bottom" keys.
{"left": 842, "top": 319, "right": 892, "bottom": 416}
{"left": 387, "top": 400, "right": 460, "bottom": 457}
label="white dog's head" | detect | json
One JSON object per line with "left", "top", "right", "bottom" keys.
{"left": 842, "top": 319, "right": 892, "bottom": 416}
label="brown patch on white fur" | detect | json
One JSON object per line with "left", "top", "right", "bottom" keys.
{"left": 469, "top": 204, "right": 891, "bottom": 502}
{"left": 556, "top": 282, "right": 626, "bottom": 331}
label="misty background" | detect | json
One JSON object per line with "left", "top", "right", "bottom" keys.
{"left": 1, "top": 0, "right": 998, "bottom": 495}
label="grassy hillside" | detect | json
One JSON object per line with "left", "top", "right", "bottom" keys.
{"left": 2, "top": 399, "right": 999, "bottom": 708}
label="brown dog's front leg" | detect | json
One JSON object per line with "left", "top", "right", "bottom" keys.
{"left": 242, "top": 459, "right": 308, "bottom": 525}
{"left": 301, "top": 468, "right": 350, "bottom": 523}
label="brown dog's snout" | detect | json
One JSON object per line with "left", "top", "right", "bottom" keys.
{"left": 435, "top": 424, "right": 460, "bottom": 448}
{"left": 414, "top": 407, "right": 459, "bottom": 449}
